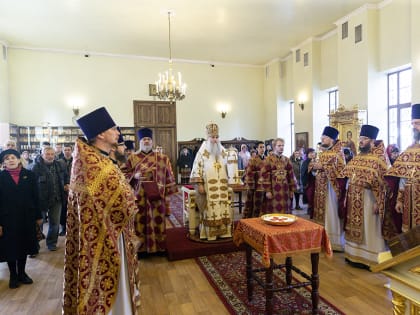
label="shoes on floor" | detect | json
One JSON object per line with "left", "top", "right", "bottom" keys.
{"left": 9, "top": 276, "right": 19, "bottom": 289}
{"left": 48, "top": 246, "right": 58, "bottom": 251}
{"left": 29, "top": 253, "right": 38, "bottom": 258}
{"left": 59, "top": 231, "right": 66, "bottom": 236}
{"left": 18, "top": 273, "right": 33, "bottom": 285}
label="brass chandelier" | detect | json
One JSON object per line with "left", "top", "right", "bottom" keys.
{"left": 155, "top": 11, "right": 186, "bottom": 102}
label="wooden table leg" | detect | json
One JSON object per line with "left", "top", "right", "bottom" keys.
{"left": 285, "top": 256, "right": 292, "bottom": 286}
{"left": 246, "top": 244, "right": 253, "bottom": 301}
{"left": 311, "top": 253, "right": 319, "bottom": 315}
{"left": 265, "top": 258, "right": 274, "bottom": 315}
{"left": 238, "top": 191, "right": 243, "bottom": 214}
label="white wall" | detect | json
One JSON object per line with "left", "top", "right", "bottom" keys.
{"left": 378, "top": 0, "right": 410, "bottom": 72}
{"left": 7, "top": 48, "right": 265, "bottom": 141}
{"left": 411, "top": 0, "right": 420, "bottom": 103}
{"left": 0, "top": 44, "right": 10, "bottom": 146}
{"left": 320, "top": 33, "right": 338, "bottom": 91}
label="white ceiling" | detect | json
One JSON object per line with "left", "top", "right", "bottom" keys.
{"left": 0, "top": 0, "right": 383, "bottom": 66}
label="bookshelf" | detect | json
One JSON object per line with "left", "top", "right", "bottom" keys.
{"left": 11, "top": 125, "right": 136, "bottom": 153}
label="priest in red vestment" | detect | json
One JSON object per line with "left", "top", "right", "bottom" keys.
{"left": 260, "top": 138, "right": 297, "bottom": 214}
{"left": 243, "top": 141, "right": 266, "bottom": 218}
{"left": 63, "top": 107, "right": 141, "bottom": 315}
{"left": 124, "top": 128, "right": 177, "bottom": 253}
{"left": 311, "top": 126, "right": 346, "bottom": 251}
{"left": 341, "top": 125, "right": 390, "bottom": 268}
{"left": 386, "top": 103, "right": 420, "bottom": 232}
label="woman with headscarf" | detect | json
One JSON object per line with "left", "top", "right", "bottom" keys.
{"left": 0, "top": 149, "right": 42, "bottom": 289}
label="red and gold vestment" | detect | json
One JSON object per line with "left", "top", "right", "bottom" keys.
{"left": 260, "top": 154, "right": 296, "bottom": 214}
{"left": 341, "top": 141, "right": 389, "bottom": 244}
{"left": 312, "top": 140, "right": 346, "bottom": 224}
{"left": 244, "top": 155, "right": 265, "bottom": 218}
{"left": 63, "top": 139, "right": 140, "bottom": 315}
{"left": 386, "top": 144, "right": 420, "bottom": 232}
{"left": 125, "top": 150, "right": 177, "bottom": 253}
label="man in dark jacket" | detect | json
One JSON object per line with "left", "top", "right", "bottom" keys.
{"left": 58, "top": 144, "right": 73, "bottom": 236}
{"left": 29, "top": 146, "right": 69, "bottom": 251}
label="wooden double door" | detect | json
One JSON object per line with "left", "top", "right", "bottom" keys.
{"left": 133, "top": 100, "right": 177, "bottom": 176}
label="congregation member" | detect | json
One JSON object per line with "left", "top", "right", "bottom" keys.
{"left": 260, "top": 138, "right": 296, "bottom": 214}
{"left": 243, "top": 141, "right": 265, "bottom": 218}
{"left": 190, "top": 123, "right": 234, "bottom": 240}
{"left": 290, "top": 149, "right": 303, "bottom": 210}
{"left": 301, "top": 148, "right": 316, "bottom": 218}
{"left": 386, "top": 144, "right": 400, "bottom": 165}
{"left": 124, "top": 127, "right": 177, "bottom": 253}
{"left": 382, "top": 143, "right": 402, "bottom": 240}
{"left": 341, "top": 125, "right": 389, "bottom": 268}
{"left": 177, "top": 146, "right": 194, "bottom": 184}
{"left": 20, "top": 150, "right": 33, "bottom": 169}
{"left": 124, "top": 139, "right": 136, "bottom": 156}
{"left": 0, "top": 149, "right": 42, "bottom": 289}
{"left": 54, "top": 143, "right": 64, "bottom": 159}
{"left": 3, "top": 139, "right": 17, "bottom": 150}
{"left": 343, "top": 147, "right": 353, "bottom": 164}
{"left": 386, "top": 103, "right": 420, "bottom": 232}
{"left": 63, "top": 107, "right": 140, "bottom": 314}
{"left": 110, "top": 128, "right": 128, "bottom": 168}
{"left": 311, "top": 126, "right": 346, "bottom": 251}
{"left": 238, "top": 144, "right": 251, "bottom": 170}
{"left": 29, "top": 146, "right": 69, "bottom": 251}
{"left": 58, "top": 144, "right": 73, "bottom": 236}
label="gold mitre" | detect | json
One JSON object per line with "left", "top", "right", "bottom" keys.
{"left": 206, "top": 122, "right": 219, "bottom": 137}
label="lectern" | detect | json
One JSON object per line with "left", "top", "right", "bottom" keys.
{"left": 371, "top": 246, "right": 420, "bottom": 315}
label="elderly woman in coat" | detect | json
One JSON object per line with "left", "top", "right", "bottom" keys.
{"left": 0, "top": 149, "right": 42, "bottom": 289}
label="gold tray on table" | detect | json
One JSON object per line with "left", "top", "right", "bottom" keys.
{"left": 260, "top": 213, "right": 297, "bottom": 226}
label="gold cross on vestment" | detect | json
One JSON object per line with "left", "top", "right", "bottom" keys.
{"left": 209, "top": 201, "right": 216, "bottom": 210}
{"left": 213, "top": 161, "right": 221, "bottom": 171}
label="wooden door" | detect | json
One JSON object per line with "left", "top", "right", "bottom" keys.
{"left": 133, "top": 100, "right": 177, "bottom": 176}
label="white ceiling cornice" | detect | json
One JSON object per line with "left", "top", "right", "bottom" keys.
{"left": 290, "top": 37, "right": 323, "bottom": 53}
{"left": 9, "top": 46, "right": 262, "bottom": 69}
{"left": 334, "top": 3, "right": 381, "bottom": 26}
{"left": 320, "top": 29, "right": 338, "bottom": 41}
{"left": 281, "top": 53, "right": 292, "bottom": 63}
{"left": 377, "top": 0, "right": 393, "bottom": 10}
{"left": 264, "top": 57, "right": 281, "bottom": 68}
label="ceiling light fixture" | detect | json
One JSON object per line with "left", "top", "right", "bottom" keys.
{"left": 155, "top": 10, "right": 186, "bottom": 103}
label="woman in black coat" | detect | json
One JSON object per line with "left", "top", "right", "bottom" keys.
{"left": 0, "top": 149, "right": 42, "bottom": 289}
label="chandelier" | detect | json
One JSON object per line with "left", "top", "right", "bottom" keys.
{"left": 155, "top": 11, "right": 186, "bottom": 102}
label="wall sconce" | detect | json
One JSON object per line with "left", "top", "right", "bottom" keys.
{"left": 72, "top": 105, "right": 80, "bottom": 117}
{"left": 218, "top": 103, "right": 229, "bottom": 119}
{"left": 297, "top": 94, "right": 306, "bottom": 111}
{"left": 298, "top": 102, "right": 304, "bottom": 111}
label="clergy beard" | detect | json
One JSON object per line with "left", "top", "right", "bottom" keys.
{"left": 413, "top": 129, "right": 420, "bottom": 143}
{"left": 359, "top": 143, "right": 371, "bottom": 153}
{"left": 205, "top": 140, "right": 222, "bottom": 157}
{"left": 114, "top": 150, "right": 127, "bottom": 163}
{"left": 140, "top": 143, "right": 153, "bottom": 153}
{"left": 321, "top": 143, "right": 332, "bottom": 150}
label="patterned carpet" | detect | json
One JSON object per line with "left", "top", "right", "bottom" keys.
{"left": 196, "top": 251, "right": 345, "bottom": 315}
{"left": 166, "top": 192, "right": 184, "bottom": 228}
